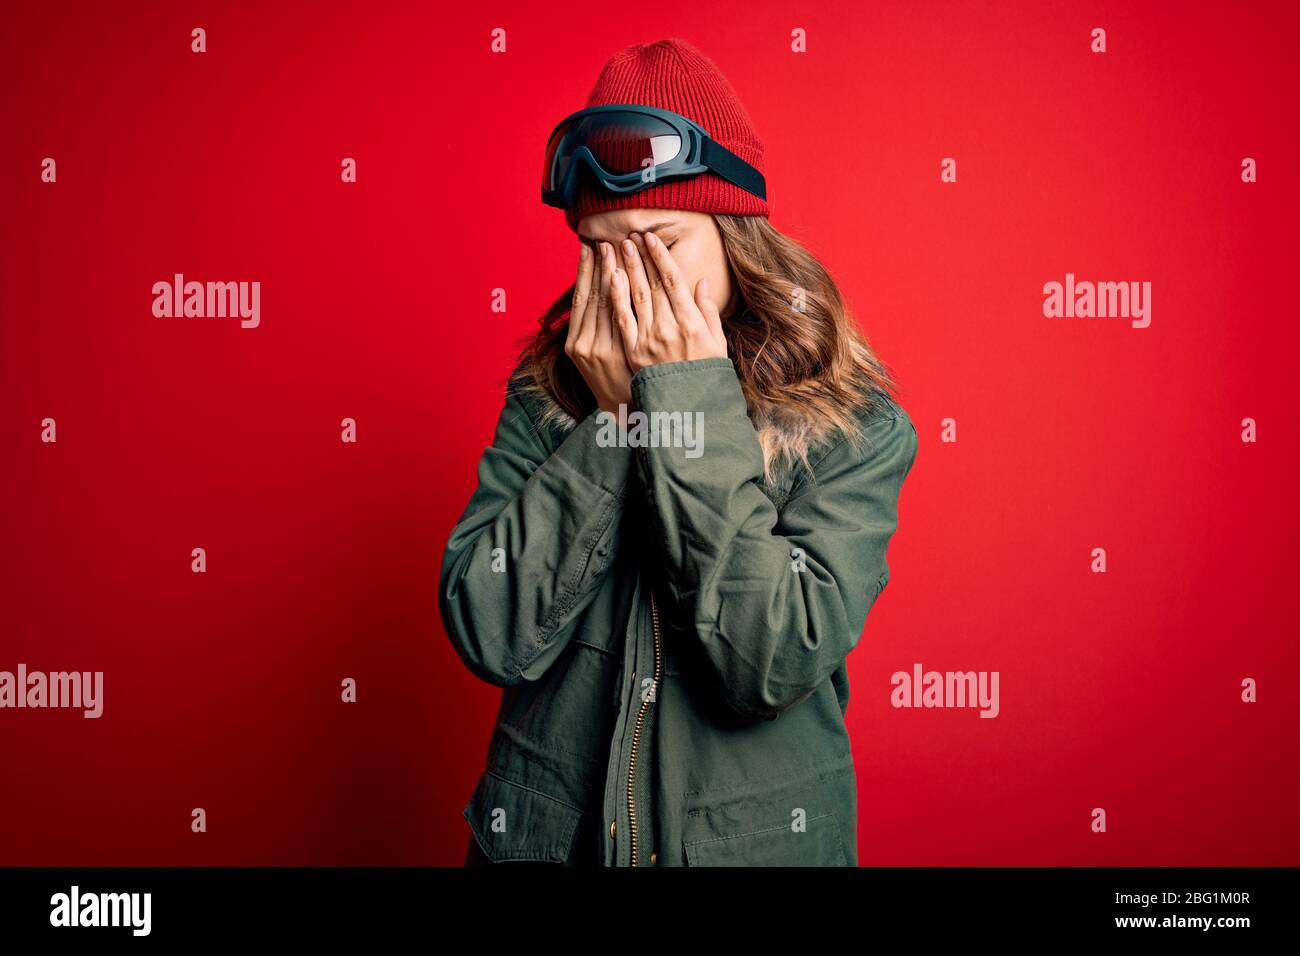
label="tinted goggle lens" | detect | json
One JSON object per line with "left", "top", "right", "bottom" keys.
{"left": 544, "top": 111, "right": 684, "bottom": 190}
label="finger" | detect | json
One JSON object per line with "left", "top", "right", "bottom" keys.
{"left": 696, "top": 277, "right": 725, "bottom": 349}
{"left": 594, "top": 241, "right": 619, "bottom": 353}
{"left": 577, "top": 242, "right": 612, "bottom": 353}
{"left": 632, "top": 232, "right": 675, "bottom": 334}
{"left": 610, "top": 267, "right": 637, "bottom": 354}
{"left": 620, "top": 236, "right": 654, "bottom": 341}
{"left": 567, "top": 242, "right": 594, "bottom": 349}
{"left": 643, "top": 231, "right": 702, "bottom": 330}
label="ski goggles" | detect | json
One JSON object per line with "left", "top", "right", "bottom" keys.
{"left": 541, "top": 103, "right": 767, "bottom": 209}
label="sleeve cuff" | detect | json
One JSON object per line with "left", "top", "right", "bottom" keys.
{"left": 631, "top": 357, "right": 749, "bottom": 418}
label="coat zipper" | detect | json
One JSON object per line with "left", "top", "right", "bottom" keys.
{"left": 625, "top": 587, "right": 662, "bottom": 867}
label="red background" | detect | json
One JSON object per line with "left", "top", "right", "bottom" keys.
{"left": 2, "top": 0, "right": 1297, "bottom": 865}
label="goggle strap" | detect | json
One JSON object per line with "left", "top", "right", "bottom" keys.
{"left": 699, "top": 137, "right": 767, "bottom": 202}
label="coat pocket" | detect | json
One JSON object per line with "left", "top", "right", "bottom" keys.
{"left": 568, "top": 573, "right": 631, "bottom": 657}
{"left": 461, "top": 770, "right": 584, "bottom": 863}
{"left": 683, "top": 811, "right": 849, "bottom": 867}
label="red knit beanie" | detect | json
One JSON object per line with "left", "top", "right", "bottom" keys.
{"left": 562, "top": 38, "right": 770, "bottom": 233}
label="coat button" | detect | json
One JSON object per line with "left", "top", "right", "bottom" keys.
{"left": 609, "top": 821, "right": 616, "bottom": 839}
{"left": 650, "top": 852, "right": 658, "bottom": 865}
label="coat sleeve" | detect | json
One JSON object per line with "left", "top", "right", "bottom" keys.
{"left": 630, "top": 357, "right": 919, "bottom": 721}
{"left": 438, "top": 378, "right": 634, "bottom": 687}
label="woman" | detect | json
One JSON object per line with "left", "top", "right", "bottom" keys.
{"left": 440, "top": 38, "right": 918, "bottom": 866}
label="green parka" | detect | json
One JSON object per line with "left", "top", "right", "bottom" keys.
{"left": 439, "top": 356, "right": 918, "bottom": 866}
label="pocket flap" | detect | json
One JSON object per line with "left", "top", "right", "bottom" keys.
{"left": 684, "top": 811, "right": 848, "bottom": 867}
{"left": 462, "top": 770, "right": 584, "bottom": 863}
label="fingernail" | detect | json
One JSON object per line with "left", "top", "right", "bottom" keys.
{"left": 645, "top": 232, "right": 657, "bottom": 247}
{"left": 579, "top": 244, "right": 588, "bottom": 260}
{"left": 622, "top": 239, "right": 635, "bottom": 256}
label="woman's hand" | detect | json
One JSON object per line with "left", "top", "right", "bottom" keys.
{"left": 565, "top": 241, "right": 634, "bottom": 414}
{"left": 609, "top": 230, "right": 728, "bottom": 374}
